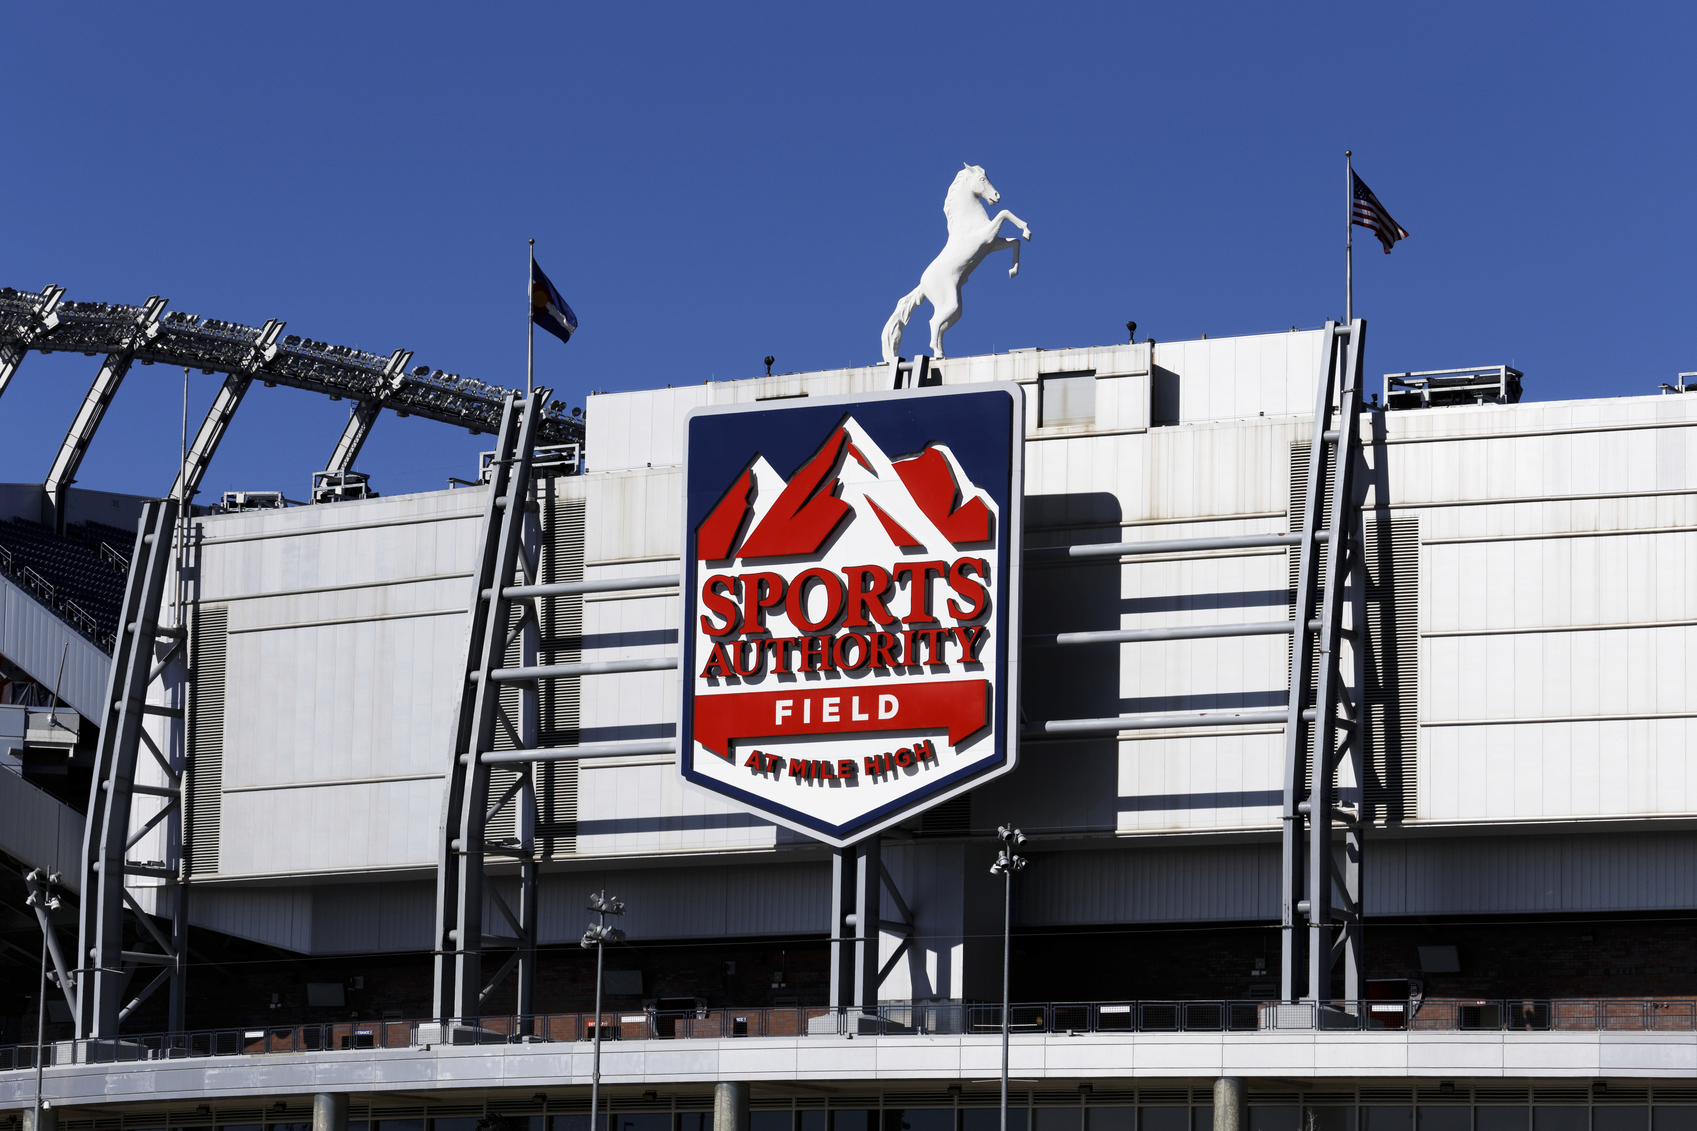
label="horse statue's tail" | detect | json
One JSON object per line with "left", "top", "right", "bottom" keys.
{"left": 880, "top": 284, "right": 926, "bottom": 365}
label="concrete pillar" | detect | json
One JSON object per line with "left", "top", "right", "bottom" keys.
{"left": 313, "top": 1093, "right": 349, "bottom": 1131}
{"left": 1213, "top": 1078, "right": 1247, "bottom": 1131}
{"left": 714, "top": 1081, "right": 749, "bottom": 1131}
{"left": 24, "top": 1106, "right": 58, "bottom": 1131}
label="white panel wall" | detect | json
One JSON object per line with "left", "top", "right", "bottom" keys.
{"left": 0, "top": 573, "right": 111, "bottom": 719}
{"left": 0, "top": 763, "right": 84, "bottom": 884}
{"left": 193, "top": 489, "right": 485, "bottom": 878}
{"left": 575, "top": 757, "right": 776, "bottom": 856}
{"left": 150, "top": 330, "right": 1697, "bottom": 943}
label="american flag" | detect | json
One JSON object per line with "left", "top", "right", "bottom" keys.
{"left": 1352, "top": 171, "right": 1409, "bottom": 254}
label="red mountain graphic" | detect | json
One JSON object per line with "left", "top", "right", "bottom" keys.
{"left": 696, "top": 421, "right": 993, "bottom": 562}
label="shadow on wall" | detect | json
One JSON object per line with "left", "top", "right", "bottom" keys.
{"left": 1151, "top": 365, "right": 1181, "bottom": 426}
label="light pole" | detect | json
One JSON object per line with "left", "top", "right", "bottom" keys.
{"left": 990, "top": 825, "right": 1027, "bottom": 1131}
{"left": 24, "top": 871, "right": 64, "bottom": 1131}
{"left": 581, "top": 891, "right": 626, "bottom": 1131}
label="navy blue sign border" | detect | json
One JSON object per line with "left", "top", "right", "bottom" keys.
{"left": 678, "top": 384, "right": 1022, "bottom": 843}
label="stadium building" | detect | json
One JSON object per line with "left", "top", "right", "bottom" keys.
{"left": 2, "top": 283, "right": 1696, "bottom": 1131}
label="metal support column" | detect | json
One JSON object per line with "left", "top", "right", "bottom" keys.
{"left": 825, "top": 836, "right": 887, "bottom": 1018}
{"left": 1212, "top": 1079, "right": 1247, "bottom": 1131}
{"left": 713, "top": 1081, "right": 750, "bottom": 1131}
{"left": 827, "top": 846, "right": 855, "bottom": 1013}
{"left": 851, "top": 835, "right": 881, "bottom": 1012}
{"left": 312, "top": 1093, "right": 348, "bottom": 1131}
{"left": 512, "top": 510, "right": 541, "bottom": 1027}
{"left": 0, "top": 285, "right": 65, "bottom": 402}
{"left": 432, "top": 388, "right": 546, "bottom": 1024}
{"left": 167, "top": 319, "right": 285, "bottom": 503}
{"left": 75, "top": 499, "right": 187, "bottom": 1038}
{"left": 44, "top": 297, "right": 166, "bottom": 534}
{"left": 323, "top": 348, "right": 412, "bottom": 476}
{"left": 1281, "top": 319, "right": 1367, "bottom": 1005}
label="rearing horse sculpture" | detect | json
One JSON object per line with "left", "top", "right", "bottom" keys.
{"left": 881, "top": 164, "right": 1032, "bottom": 364}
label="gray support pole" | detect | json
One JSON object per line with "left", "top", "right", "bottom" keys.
{"left": 76, "top": 499, "right": 181, "bottom": 1038}
{"left": 323, "top": 399, "right": 383, "bottom": 476}
{"left": 323, "top": 348, "right": 410, "bottom": 477}
{"left": 168, "top": 373, "right": 252, "bottom": 503}
{"left": 312, "top": 1093, "right": 348, "bottom": 1131}
{"left": 514, "top": 511, "right": 541, "bottom": 1028}
{"left": 1213, "top": 1079, "right": 1246, "bottom": 1131}
{"left": 1337, "top": 481, "right": 1367, "bottom": 1005}
{"left": 433, "top": 390, "right": 543, "bottom": 1024}
{"left": 44, "top": 353, "right": 135, "bottom": 533}
{"left": 23, "top": 1105, "right": 59, "bottom": 1131}
{"left": 1307, "top": 321, "right": 1366, "bottom": 1007}
{"left": 852, "top": 835, "right": 881, "bottom": 1012}
{"left": 1281, "top": 327, "right": 1336, "bottom": 1003}
{"left": 713, "top": 1081, "right": 749, "bottom": 1131}
{"left": 43, "top": 296, "right": 164, "bottom": 534}
{"left": 828, "top": 847, "right": 854, "bottom": 1014}
{"left": 166, "top": 874, "right": 188, "bottom": 1033}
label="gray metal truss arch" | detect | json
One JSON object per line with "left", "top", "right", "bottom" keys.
{"left": 434, "top": 388, "right": 548, "bottom": 1026}
{"left": 75, "top": 499, "right": 188, "bottom": 1038}
{"left": 0, "top": 284, "right": 585, "bottom": 528}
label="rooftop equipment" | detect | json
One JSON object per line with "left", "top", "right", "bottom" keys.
{"left": 219, "top": 491, "right": 288, "bottom": 512}
{"left": 1383, "top": 365, "right": 1523, "bottom": 409}
{"left": 310, "top": 470, "right": 376, "bottom": 504}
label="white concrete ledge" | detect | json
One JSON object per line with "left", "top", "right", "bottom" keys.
{"left": 6, "top": 1030, "right": 1697, "bottom": 1112}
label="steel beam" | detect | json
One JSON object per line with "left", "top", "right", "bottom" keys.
{"left": 323, "top": 349, "right": 411, "bottom": 477}
{"left": 433, "top": 388, "right": 546, "bottom": 1025}
{"left": 482, "top": 657, "right": 679, "bottom": 681}
{"left": 1280, "top": 320, "right": 1368, "bottom": 1006}
{"left": 1, "top": 285, "right": 583, "bottom": 448}
{"left": 1025, "top": 708, "right": 1288, "bottom": 737}
{"left": 500, "top": 574, "right": 680, "bottom": 600}
{"left": 1029, "top": 621, "right": 1295, "bottom": 647}
{"left": 44, "top": 297, "right": 166, "bottom": 533}
{"left": 76, "top": 499, "right": 183, "bottom": 1038}
{"left": 0, "top": 285, "right": 64, "bottom": 402}
{"left": 479, "top": 738, "right": 679, "bottom": 764}
{"left": 167, "top": 319, "right": 283, "bottom": 503}
{"left": 851, "top": 836, "right": 881, "bottom": 1011}
{"left": 1032, "top": 533, "right": 1302, "bottom": 561}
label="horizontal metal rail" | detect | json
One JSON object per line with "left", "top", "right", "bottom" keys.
{"left": 496, "top": 574, "right": 680, "bottom": 599}
{"left": 475, "top": 738, "right": 680, "bottom": 765}
{"left": 488, "top": 531, "right": 1306, "bottom": 601}
{"left": 1029, "top": 533, "right": 1302, "bottom": 560}
{"left": 476, "top": 657, "right": 681, "bottom": 682}
{"left": 1024, "top": 708, "right": 1288, "bottom": 737}
{"left": 1031, "top": 620, "right": 1295, "bottom": 647}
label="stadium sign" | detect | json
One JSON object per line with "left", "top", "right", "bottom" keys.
{"left": 679, "top": 384, "right": 1024, "bottom": 846}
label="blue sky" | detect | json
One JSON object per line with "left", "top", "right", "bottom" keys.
{"left": 4, "top": 1, "right": 1693, "bottom": 501}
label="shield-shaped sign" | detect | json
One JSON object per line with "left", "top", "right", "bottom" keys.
{"left": 678, "top": 383, "right": 1023, "bottom": 846}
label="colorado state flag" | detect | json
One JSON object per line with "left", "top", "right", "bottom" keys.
{"left": 531, "top": 258, "right": 578, "bottom": 345}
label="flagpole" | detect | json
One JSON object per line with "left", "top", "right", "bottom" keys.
{"left": 527, "top": 238, "right": 535, "bottom": 395}
{"left": 1344, "top": 151, "right": 1353, "bottom": 325}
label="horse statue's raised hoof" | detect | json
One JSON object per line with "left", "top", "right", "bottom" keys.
{"left": 1008, "top": 264, "right": 1019, "bottom": 278}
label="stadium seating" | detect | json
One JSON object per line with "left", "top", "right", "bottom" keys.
{"left": 0, "top": 517, "right": 136, "bottom": 649}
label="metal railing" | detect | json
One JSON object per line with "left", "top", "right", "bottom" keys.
{"left": 6, "top": 998, "right": 1697, "bottom": 1070}
{"left": 0, "top": 549, "right": 117, "bottom": 651}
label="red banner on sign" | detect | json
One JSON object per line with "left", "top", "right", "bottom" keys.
{"left": 694, "top": 679, "right": 989, "bottom": 757}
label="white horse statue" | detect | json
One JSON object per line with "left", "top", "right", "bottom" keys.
{"left": 881, "top": 164, "right": 1033, "bottom": 364}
